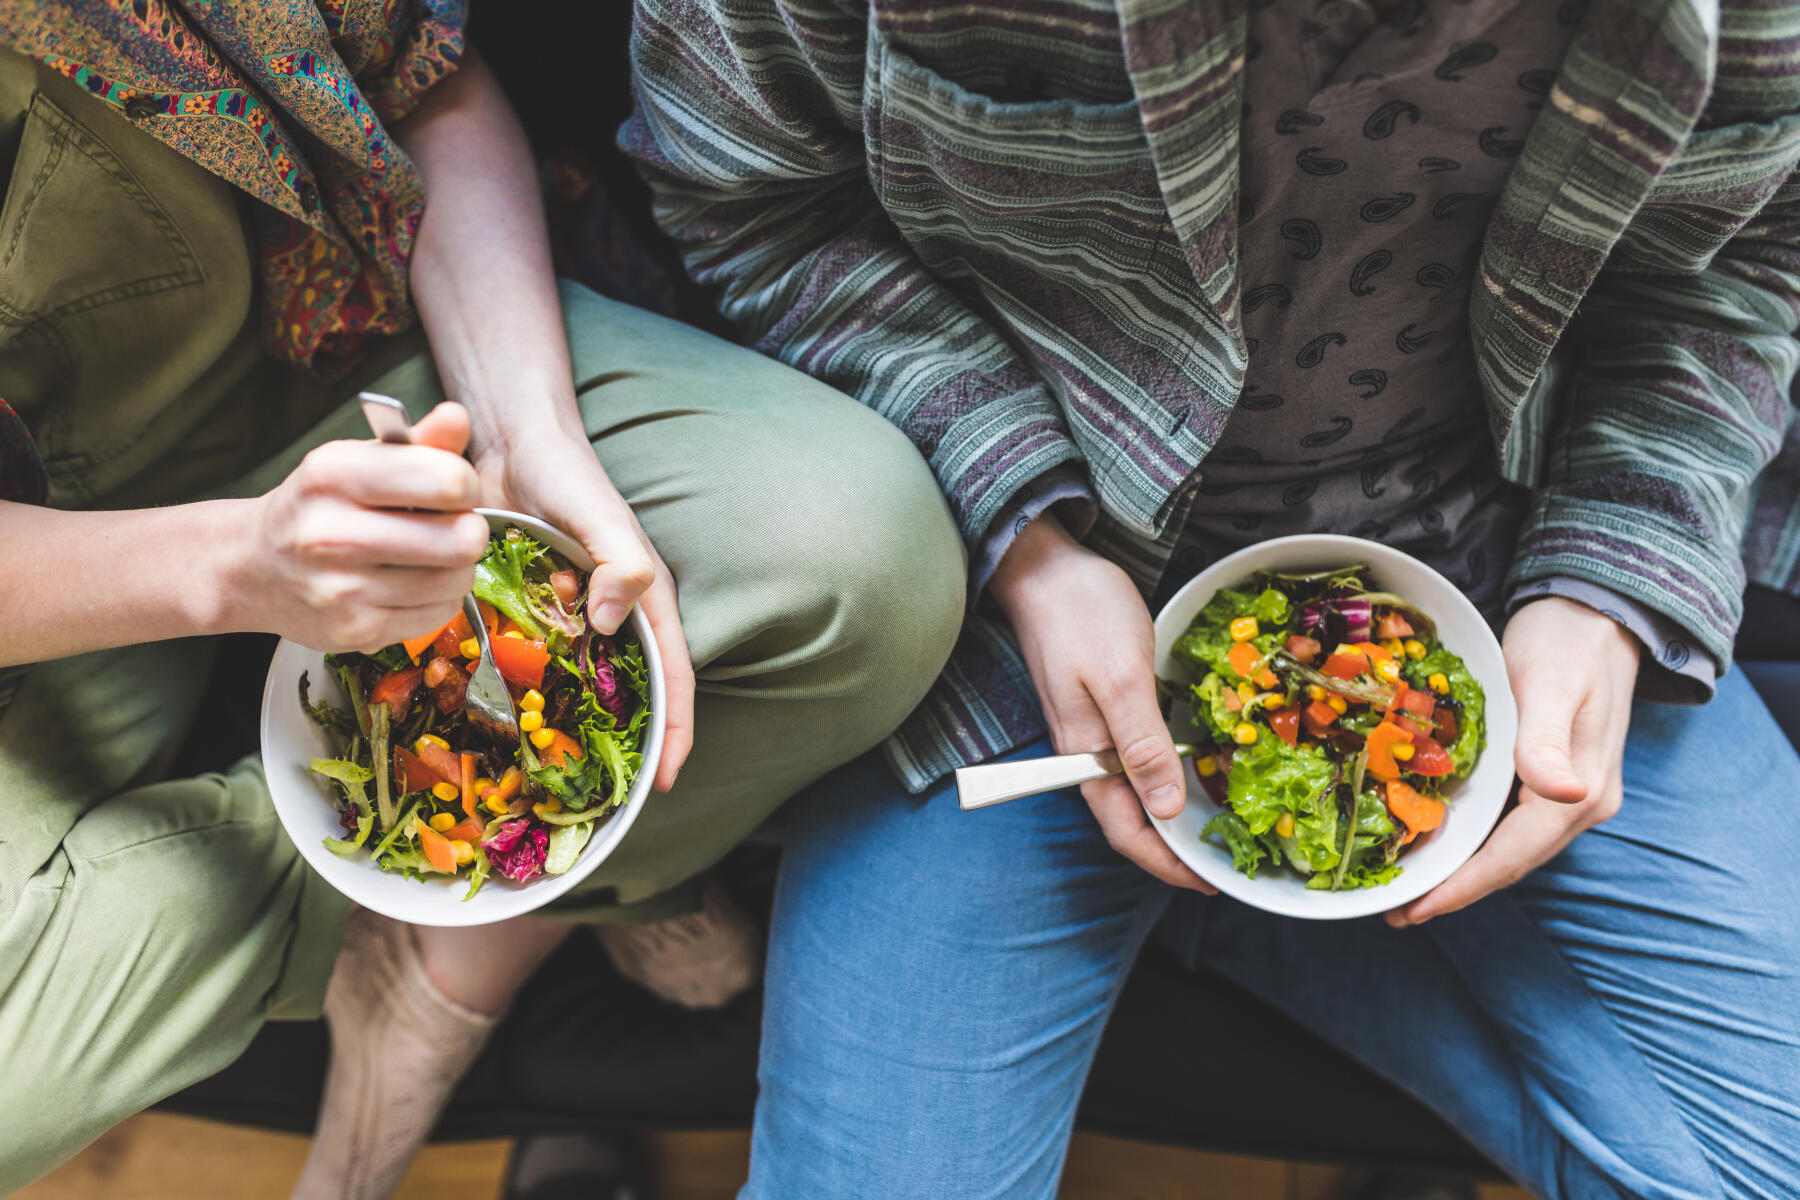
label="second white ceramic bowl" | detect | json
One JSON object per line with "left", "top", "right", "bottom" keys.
{"left": 1150, "top": 534, "right": 1516, "bottom": 920}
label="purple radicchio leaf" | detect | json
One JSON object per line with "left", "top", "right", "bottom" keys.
{"left": 581, "top": 633, "right": 632, "bottom": 727}
{"left": 481, "top": 819, "right": 550, "bottom": 882}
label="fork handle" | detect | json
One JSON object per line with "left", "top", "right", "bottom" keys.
{"left": 955, "top": 744, "right": 1201, "bottom": 811}
{"left": 358, "top": 391, "right": 414, "bottom": 444}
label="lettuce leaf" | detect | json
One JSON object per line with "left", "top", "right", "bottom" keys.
{"left": 1224, "top": 736, "right": 1341, "bottom": 874}
{"left": 1203, "top": 811, "right": 1285, "bottom": 878}
{"left": 1191, "top": 672, "right": 1240, "bottom": 742}
{"left": 544, "top": 822, "right": 594, "bottom": 874}
{"left": 325, "top": 814, "right": 373, "bottom": 856}
{"left": 473, "top": 530, "right": 584, "bottom": 646}
{"left": 1407, "top": 645, "right": 1485, "bottom": 776}
{"left": 299, "top": 672, "right": 357, "bottom": 741}
{"left": 1173, "top": 586, "right": 1289, "bottom": 677}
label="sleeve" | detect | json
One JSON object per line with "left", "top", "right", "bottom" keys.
{"left": 1505, "top": 160, "right": 1800, "bottom": 675}
{"left": 618, "top": 0, "right": 1088, "bottom": 556}
{"left": 1511, "top": 577, "right": 1716, "bottom": 704}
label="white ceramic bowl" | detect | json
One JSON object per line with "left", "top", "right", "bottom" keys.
{"left": 261, "top": 509, "right": 665, "bottom": 927}
{"left": 1150, "top": 534, "right": 1516, "bottom": 920}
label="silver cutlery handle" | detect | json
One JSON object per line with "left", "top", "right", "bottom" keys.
{"left": 955, "top": 750, "right": 1123, "bottom": 811}
{"left": 358, "top": 391, "right": 413, "bottom": 444}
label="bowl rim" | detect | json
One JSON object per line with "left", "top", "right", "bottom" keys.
{"left": 258, "top": 507, "right": 666, "bottom": 927}
{"left": 1147, "top": 533, "right": 1516, "bottom": 920}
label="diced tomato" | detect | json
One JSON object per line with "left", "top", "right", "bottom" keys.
{"left": 432, "top": 611, "right": 476, "bottom": 661}
{"left": 393, "top": 746, "right": 441, "bottom": 794}
{"left": 432, "top": 661, "right": 469, "bottom": 714}
{"left": 1301, "top": 700, "right": 1338, "bottom": 737}
{"left": 1401, "top": 689, "right": 1436, "bottom": 718}
{"left": 422, "top": 656, "right": 452, "bottom": 688}
{"left": 490, "top": 635, "right": 550, "bottom": 689}
{"left": 1406, "top": 735, "right": 1454, "bottom": 777}
{"left": 1365, "top": 720, "right": 1413, "bottom": 782}
{"left": 1375, "top": 612, "right": 1415, "bottom": 640}
{"left": 1322, "top": 651, "right": 1367, "bottom": 680}
{"left": 1385, "top": 681, "right": 1410, "bottom": 715}
{"left": 550, "top": 569, "right": 582, "bottom": 609}
{"left": 413, "top": 741, "right": 463, "bottom": 787}
{"left": 417, "top": 824, "right": 458, "bottom": 873}
{"left": 1432, "top": 706, "right": 1458, "bottom": 745}
{"left": 1285, "top": 635, "right": 1321, "bottom": 664}
{"left": 444, "top": 816, "right": 486, "bottom": 843}
{"left": 475, "top": 600, "right": 500, "bottom": 636}
{"left": 1268, "top": 705, "right": 1300, "bottom": 747}
{"left": 369, "top": 667, "right": 423, "bottom": 720}
{"left": 1223, "top": 687, "right": 1243, "bottom": 712}
{"left": 538, "top": 729, "right": 584, "bottom": 769}
{"left": 1393, "top": 712, "right": 1433, "bottom": 740}
{"left": 459, "top": 753, "right": 478, "bottom": 817}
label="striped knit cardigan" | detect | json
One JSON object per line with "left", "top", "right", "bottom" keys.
{"left": 622, "top": 0, "right": 1800, "bottom": 791}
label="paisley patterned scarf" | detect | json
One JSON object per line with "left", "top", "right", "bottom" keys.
{"left": 0, "top": 0, "right": 465, "bottom": 373}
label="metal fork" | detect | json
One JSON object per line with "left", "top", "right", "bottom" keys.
{"left": 358, "top": 391, "right": 519, "bottom": 739}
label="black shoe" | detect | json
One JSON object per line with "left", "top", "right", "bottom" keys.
{"left": 502, "top": 1131, "right": 655, "bottom": 1200}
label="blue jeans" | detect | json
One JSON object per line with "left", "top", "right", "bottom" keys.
{"left": 743, "top": 671, "right": 1800, "bottom": 1200}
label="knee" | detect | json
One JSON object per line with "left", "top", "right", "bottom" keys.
{"left": 771, "top": 408, "right": 966, "bottom": 713}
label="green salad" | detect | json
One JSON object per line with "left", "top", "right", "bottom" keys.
{"left": 1170, "top": 565, "right": 1485, "bottom": 890}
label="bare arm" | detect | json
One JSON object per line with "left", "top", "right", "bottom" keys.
{"left": 391, "top": 48, "right": 694, "bottom": 789}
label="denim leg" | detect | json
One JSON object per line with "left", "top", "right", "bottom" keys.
{"left": 1166, "top": 670, "right": 1800, "bottom": 1200}
{"left": 743, "top": 742, "right": 1170, "bottom": 1200}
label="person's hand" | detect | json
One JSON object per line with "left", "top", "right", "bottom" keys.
{"left": 244, "top": 402, "right": 488, "bottom": 653}
{"left": 1389, "top": 596, "right": 1640, "bottom": 927}
{"left": 474, "top": 428, "right": 694, "bottom": 793}
{"left": 991, "top": 515, "right": 1214, "bottom": 892}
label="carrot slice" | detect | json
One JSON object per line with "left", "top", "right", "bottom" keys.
{"left": 1226, "top": 641, "right": 1278, "bottom": 688}
{"left": 1385, "top": 779, "right": 1445, "bottom": 842}
{"left": 1365, "top": 720, "right": 1414, "bottom": 782}
{"left": 403, "top": 622, "right": 450, "bottom": 664}
{"left": 480, "top": 766, "right": 524, "bottom": 806}
{"left": 1322, "top": 651, "right": 1367, "bottom": 680}
{"left": 432, "top": 612, "right": 476, "bottom": 661}
{"left": 460, "top": 753, "right": 478, "bottom": 817}
{"left": 417, "top": 824, "right": 458, "bottom": 873}
{"left": 539, "top": 730, "right": 585, "bottom": 769}
{"left": 444, "top": 817, "right": 486, "bottom": 843}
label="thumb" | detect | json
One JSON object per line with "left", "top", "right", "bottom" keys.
{"left": 1513, "top": 672, "right": 1587, "bottom": 803}
{"left": 568, "top": 505, "right": 657, "bottom": 636}
{"left": 409, "top": 401, "right": 472, "bottom": 457}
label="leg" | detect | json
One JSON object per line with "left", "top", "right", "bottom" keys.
{"left": 744, "top": 743, "right": 1172, "bottom": 1200}
{"left": 0, "top": 642, "right": 349, "bottom": 1193}
{"left": 1170, "top": 670, "right": 1800, "bottom": 1200}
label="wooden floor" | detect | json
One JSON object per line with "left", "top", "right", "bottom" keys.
{"left": 20, "top": 1113, "right": 1537, "bottom": 1200}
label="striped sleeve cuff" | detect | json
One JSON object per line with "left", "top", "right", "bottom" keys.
{"left": 1505, "top": 491, "right": 1744, "bottom": 672}
{"left": 969, "top": 464, "right": 1098, "bottom": 597}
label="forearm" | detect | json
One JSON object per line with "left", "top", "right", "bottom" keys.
{"left": 392, "top": 48, "right": 584, "bottom": 460}
{"left": 0, "top": 499, "right": 248, "bottom": 666}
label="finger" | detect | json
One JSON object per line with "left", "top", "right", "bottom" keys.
{"left": 353, "top": 564, "right": 477, "bottom": 610}
{"left": 407, "top": 401, "right": 472, "bottom": 456}
{"left": 564, "top": 504, "right": 656, "bottom": 635}
{"left": 299, "top": 508, "right": 490, "bottom": 568}
{"left": 313, "top": 442, "right": 482, "bottom": 512}
{"left": 637, "top": 569, "right": 695, "bottom": 791}
{"left": 1390, "top": 794, "right": 1582, "bottom": 927}
{"left": 1512, "top": 667, "right": 1588, "bottom": 803}
{"left": 1091, "top": 668, "right": 1187, "bottom": 819}
{"left": 1083, "top": 775, "right": 1216, "bottom": 893}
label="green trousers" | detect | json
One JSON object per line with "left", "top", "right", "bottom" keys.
{"left": 0, "top": 55, "right": 965, "bottom": 1191}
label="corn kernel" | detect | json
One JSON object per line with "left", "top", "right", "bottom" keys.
{"left": 1384, "top": 638, "right": 1405, "bottom": 658}
{"left": 1327, "top": 694, "right": 1348, "bottom": 715}
{"left": 1404, "top": 638, "right": 1427, "bottom": 661}
{"left": 472, "top": 776, "right": 495, "bottom": 796}
{"left": 1229, "top": 616, "right": 1259, "bottom": 642}
{"left": 1275, "top": 811, "right": 1296, "bottom": 838}
{"left": 415, "top": 734, "right": 449, "bottom": 753}
{"left": 532, "top": 799, "right": 564, "bottom": 818}
{"left": 518, "top": 709, "right": 544, "bottom": 733}
{"left": 1236, "top": 680, "right": 1258, "bottom": 702}
{"left": 430, "top": 781, "right": 459, "bottom": 803}
{"left": 1334, "top": 643, "right": 1360, "bottom": 658}
{"left": 450, "top": 839, "right": 476, "bottom": 866}
{"left": 1428, "top": 672, "right": 1450, "bottom": 694}
{"left": 1374, "top": 658, "right": 1401, "bottom": 683}
{"left": 502, "top": 629, "right": 525, "bottom": 640}
{"left": 427, "top": 812, "right": 456, "bottom": 832}
{"left": 1253, "top": 691, "right": 1283, "bottom": 711}
{"left": 484, "top": 794, "right": 511, "bottom": 816}
{"left": 1391, "top": 741, "right": 1416, "bottom": 762}
{"left": 519, "top": 689, "right": 545, "bottom": 712}
{"left": 529, "top": 727, "right": 556, "bottom": 750}
{"left": 458, "top": 637, "right": 481, "bottom": 660}
{"left": 1306, "top": 684, "right": 1328, "bottom": 702}
{"left": 1195, "top": 754, "right": 1219, "bottom": 778}
{"left": 1231, "top": 722, "right": 1258, "bottom": 746}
